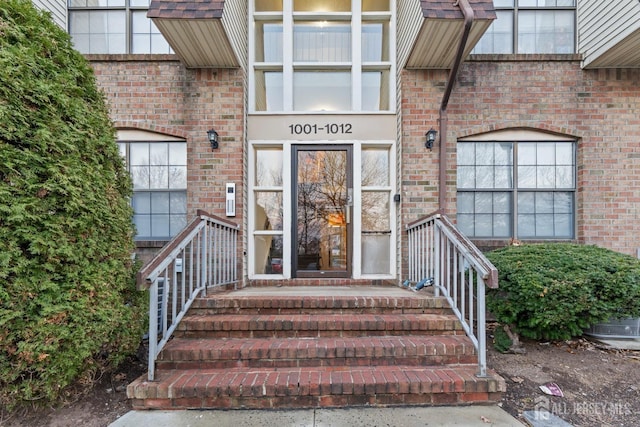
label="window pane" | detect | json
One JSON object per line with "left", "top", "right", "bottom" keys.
{"left": 362, "top": 149, "right": 389, "bottom": 186}
{"left": 362, "top": 0, "right": 390, "bottom": 12}
{"left": 518, "top": 192, "right": 535, "bottom": 213}
{"left": 537, "top": 165, "right": 556, "bottom": 188}
{"left": 518, "top": 214, "right": 535, "bottom": 237}
{"left": 518, "top": 165, "right": 536, "bottom": 188}
{"left": 536, "top": 192, "right": 554, "bottom": 213}
{"left": 256, "top": 149, "right": 283, "bottom": 187}
{"left": 472, "top": 11, "right": 513, "bottom": 54}
{"left": 457, "top": 166, "right": 475, "bottom": 189}
{"left": 132, "top": 192, "right": 151, "bottom": 214}
{"left": 133, "top": 214, "right": 151, "bottom": 237}
{"left": 495, "top": 0, "right": 514, "bottom": 6}
{"left": 362, "top": 235, "right": 390, "bottom": 274}
{"left": 457, "top": 143, "right": 475, "bottom": 165}
{"left": 476, "top": 166, "right": 495, "bottom": 188}
{"left": 475, "top": 192, "right": 493, "bottom": 213}
{"left": 149, "top": 166, "right": 168, "bottom": 189}
{"left": 475, "top": 214, "right": 493, "bottom": 237}
{"left": 169, "top": 142, "right": 187, "bottom": 165}
{"left": 256, "top": 22, "right": 283, "bottom": 62}
{"left": 518, "top": 11, "right": 574, "bottom": 54}
{"left": 255, "top": 0, "right": 282, "bottom": 12}
{"left": 362, "top": 22, "right": 388, "bottom": 62}
{"left": 457, "top": 192, "right": 474, "bottom": 213}
{"left": 457, "top": 213, "right": 475, "bottom": 236}
{"left": 170, "top": 191, "right": 187, "bottom": 214}
{"left": 293, "top": 71, "right": 351, "bottom": 111}
{"left": 494, "top": 214, "right": 511, "bottom": 236}
{"left": 554, "top": 214, "right": 572, "bottom": 238}
{"left": 535, "top": 214, "right": 554, "bottom": 236}
{"left": 255, "top": 71, "right": 284, "bottom": 111}
{"left": 151, "top": 192, "right": 170, "bottom": 213}
{"left": 362, "top": 71, "right": 388, "bottom": 111}
{"left": 294, "top": 0, "right": 350, "bottom": 12}
{"left": 556, "top": 143, "right": 573, "bottom": 164}
{"left": 494, "top": 192, "right": 511, "bottom": 213}
{"left": 494, "top": 166, "right": 513, "bottom": 188}
{"left": 518, "top": 143, "right": 536, "bottom": 165}
{"left": 537, "top": 143, "right": 555, "bottom": 165}
{"left": 169, "top": 213, "right": 187, "bottom": 235}
{"left": 148, "top": 143, "right": 168, "bottom": 165}
{"left": 477, "top": 144, "right": 494, "bottom": 165}
{"left": 130, "top": 143, "right": 149, "bottom": 165}
{"left": 255, "top": 192, "right": 283, "bottom": 230}
{"left": 168, "top": 166, "right": 186, "bottom": 189}
{"left": 294, "top": 22, "right": 351, "bottom": 62}
{"left": 130, "top": 166, "right": 150, "bottom": 189}
{"left": 151, "top": 214, "right": 170, "bottom": 238}
{"left": 555, "top": 192, "right": 572, "bottom": 213}
{"left": 254, "top": 235, "right": 284, "bottom": 274}
{"left": 362, "top": 192, "right": 389, "bottom": 231}
{"left": 495, "top": 142, "right": 513, "bottom": 165}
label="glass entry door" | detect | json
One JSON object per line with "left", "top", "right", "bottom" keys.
{"left": 293, "top": 145, "right": 352, "bottom": 278}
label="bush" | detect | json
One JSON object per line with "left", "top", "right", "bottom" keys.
{"left": 0, "top": 0, "right": 146, "bottom": 409}
{"left": 486, "top": 243, "right": 640, "bottom": 340}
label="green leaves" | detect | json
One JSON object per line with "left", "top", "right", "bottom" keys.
{"left": 487, "top": 243, "right": 640, "bottom": 341}
{"left": 0, "top": 0, "right": 144, "bottom": 410}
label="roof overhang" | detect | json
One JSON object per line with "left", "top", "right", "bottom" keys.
{"left": 582, "top": 28, "right": 640, "bottom": 69}
{"left": 148, "top": 0, "right": 240, "bottom": 68}
{"left": 406, "top": 0, "right": 496, "bottom": 69}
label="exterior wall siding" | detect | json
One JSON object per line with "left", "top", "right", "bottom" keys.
{"left": 32, "top": 0, "right": 66, "bottom": 29}
{"left": 578, "top": 0, "right": 640, "bottom": 68}
{"left": 90, "top": 58, "right": 245, "bottom": 265}
{"left": 401, "top": 57, "right": 640, "bottom": 257}
{"left": 221, "top": 0, "right": 248, "bottom": 70}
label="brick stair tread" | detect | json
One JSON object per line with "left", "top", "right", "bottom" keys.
{"left": 128, "top": 365, "right": 506, "bottom": 400}
{"left": 178, "top": 313, "right": 462, "bottom": 332}
{"left": 159, "top": 335, "right": 477, "bottom": 362}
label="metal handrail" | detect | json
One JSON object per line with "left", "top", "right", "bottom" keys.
{"left": 137, "top": 210, "right": 240, "bottom": 381}
{"left": 406, "top": 212, "right": 498, "bottom": 377}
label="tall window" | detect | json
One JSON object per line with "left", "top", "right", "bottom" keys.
{"left": 251, "top": 0, "right": 394, "bottom": 112}
{"left": 118, "top": 141, "right": 187, "bottom": 240}
{"left": 457, "top": 140, "right": 575, "bottom": 239}
{"left": 472, "top": 0, "right": 575, "bottom": 54}
{"left": 69, "top": 0, "right": 173, "bottom": 54}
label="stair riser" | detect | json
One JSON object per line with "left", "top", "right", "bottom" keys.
{"left": 175, "top": 329, "right": 464, "bottom": 339}
{"left": 189, "top": 307, "right": 451, "bottom": 315}
{"left": 156, "top": 355, "right": 479, "bottom": 370}
{"left": 131, "top": 392, "right": 503, "bottom": 410}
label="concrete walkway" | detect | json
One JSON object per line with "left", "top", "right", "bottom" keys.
{"left": 110, "top": 406, "right": 524, "bottom": 427}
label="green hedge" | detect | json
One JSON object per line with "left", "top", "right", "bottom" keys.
{"left": 486, "top": 243, "right": 640, "bottom": 340}
{"left": 0, "top": 0, "right": 145, "bottom": 408}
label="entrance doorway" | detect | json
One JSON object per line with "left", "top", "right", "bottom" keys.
{"left": 292, "top": 145, "right": 352, "bottom": 278}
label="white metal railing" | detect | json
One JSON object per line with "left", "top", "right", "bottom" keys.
{"left": 406, "top": 212, "right": 498, "bottom": 377}
{"left": 136, "top": 210, "right": 240, "bottom": 381}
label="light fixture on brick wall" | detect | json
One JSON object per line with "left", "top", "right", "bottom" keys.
{"left": 425, "top": 128, "right": 437, "bottom": 151}
{"left": 207, "top": 129, "right": 219, "bottom": 150}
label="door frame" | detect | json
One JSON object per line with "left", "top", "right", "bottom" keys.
{"left": 291, "top": 144, "right": 353, "bottom": 278}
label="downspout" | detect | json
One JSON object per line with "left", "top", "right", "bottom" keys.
{"left": 438, "top": 0, "right": 474, "bottom": 214}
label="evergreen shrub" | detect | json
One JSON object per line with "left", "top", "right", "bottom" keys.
{"left": 0, "top": 0, "right": 146, "bottom": 408}
{"left": 486, "top": 243, "right": 640, "bottom": 340}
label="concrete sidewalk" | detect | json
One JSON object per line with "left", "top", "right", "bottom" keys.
{"left": 110, "top": 406, "right": 524, "bottom": 427}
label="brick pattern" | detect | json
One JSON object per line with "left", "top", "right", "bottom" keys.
{"left": 401, "top": 59, "right": 640, "bottom": 257}
{"left": 127, "top": 286, "right": 505, "bottom": 409}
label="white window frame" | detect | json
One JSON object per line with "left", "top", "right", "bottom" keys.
{"left": 248, "top": 139, "right": 396, "bottom": 279}
{"left": 249, "top": 0, "right": 396, "bottom": 113}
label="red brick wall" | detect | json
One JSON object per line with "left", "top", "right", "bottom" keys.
{"left": 90, "top": 57, "right": 245, "bottom": 266}
{"left": 401, "top": 57, "right": 640, "bottom": 256}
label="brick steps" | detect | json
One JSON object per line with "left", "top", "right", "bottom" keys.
{"left": 157, "top": 335, "right": 477, "bottom": 370}
{"left": 175, "top": 313, "right": 463, "bottom": 338}
{"left": 128, "top": 365, "right": 503, "bottom": 409}
{"left": 128, "top": 286, "right": 505, "bottom": 409}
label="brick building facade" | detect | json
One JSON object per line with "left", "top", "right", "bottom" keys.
{"left": 32, "top": 0, "right": 640, "bottom": 283}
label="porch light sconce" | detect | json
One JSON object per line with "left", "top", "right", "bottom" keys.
{"left": 425, "top": 128, "right": 437, "bottom": 151}
{"left": 207, "top": 129, "right": 219, "bottom": 150}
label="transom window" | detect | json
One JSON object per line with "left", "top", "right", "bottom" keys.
{"left": 456, "top": 138, "right": 576, "bottom": 240}
{"left": 251, "top": 0, "right": 394, "bottom": 113}
{"left": 118, "top": 140, "right": 187, "bottom": 240}
{"left": 472, "top": 0, "right": 575, "bottom": 54}
{"left": 68, "top": 0, "right": 173, "bottom": 54}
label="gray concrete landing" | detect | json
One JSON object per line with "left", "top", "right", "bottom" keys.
{"left": 110, "top": 406, "right": 524, "bottom": 427}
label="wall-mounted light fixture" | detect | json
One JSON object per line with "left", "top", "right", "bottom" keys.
{"left": 425, "top": 128, "right": 437, "bottom": 151}
{"left": 207, "top": 129, "right": 219, "bottom": 150}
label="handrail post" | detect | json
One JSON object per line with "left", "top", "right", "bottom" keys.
{"left": 200, "top": 219, "right": 208, "bottom": 296}
{"left": 434, "top": 225, "right": 441, "bottom": 297}
{"left": 147, "top": 281, "right": 158, "bottom": 381}
{"left": 477, "top": 276, "right": 488, "bottom": 377}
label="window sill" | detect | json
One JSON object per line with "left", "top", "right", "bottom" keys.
{"left": 136, "top": 240, "right": 170, "bottom": 249}
{"left": 468, "top": 53, "right": 582, "bottom": 62}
